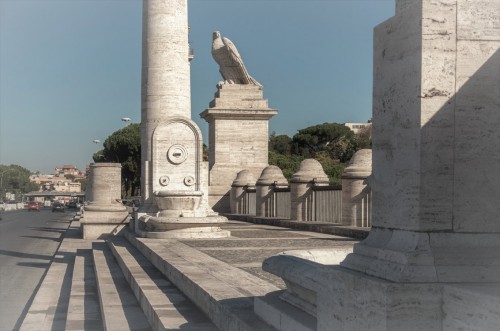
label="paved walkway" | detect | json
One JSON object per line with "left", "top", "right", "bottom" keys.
{"left": 183, "top": 220, "right": 359, "bottom": 289}
{"left": 19, "top": 217, "right": 360, "bottom": 330}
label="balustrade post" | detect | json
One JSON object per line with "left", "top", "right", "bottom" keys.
{"left": 290, "top": 159, "right": 329, "bottom": 221}
{"left": 255, "top": 166, "right": 288, "bottom": 217}
{"left": 230, "top": 170, "right": 255, "bottom": 214}
{"left": 341, "top": 149, "right": 372, "bottom": 227}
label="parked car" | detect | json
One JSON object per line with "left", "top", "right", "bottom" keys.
{"left": 52, "top": 201, "right": 65, "bottom": 212}
{"left": 27, "top": 201, "right": 41, "bottom": 212}
{"left": 66, "top": 201, "right": 77, "bottom": 209}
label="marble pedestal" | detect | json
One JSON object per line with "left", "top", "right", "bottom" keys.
{"left": 81, "top": 206, "right": 130, "bottom": 239}
{"left": 80, "top": 163, "right": 129, "bottom": 239}
{"left": 200, "top": 84, "right": 277, "bottom": 212}
{"left": 137, "top": 213, "right": 230, "bottom": 239}
{"left": 137, "top": 117, "right": 229, "bottom": 239}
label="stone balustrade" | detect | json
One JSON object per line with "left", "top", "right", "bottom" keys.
{"left": 229, "top": 157, "right": 371, "bottom": 227}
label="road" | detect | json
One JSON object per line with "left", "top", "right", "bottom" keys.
{"left": 0, "top": 208, "right": 73, "bottom": 331}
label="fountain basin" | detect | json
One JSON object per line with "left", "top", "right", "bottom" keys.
{"left": 154, "top": 190, "right": 203, "bottom": 217}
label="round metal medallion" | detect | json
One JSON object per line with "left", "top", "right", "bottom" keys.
{"left": 167, "top": 144, "right": 188, "bottom": 164}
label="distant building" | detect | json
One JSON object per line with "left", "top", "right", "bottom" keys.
{"left": 30, "top": 166, "right": 84, "bottom": 193}
{"left": 52, "top": 181, "right": 81, "bottom": 193}
{"left": 54, "top": 165, "right": 85, "bottom": 179}
{"left": 345, "top": 122, "right": 372, "bottom": 136}
{"left": 29, "top": 174, "right": 56, "bottom": 186}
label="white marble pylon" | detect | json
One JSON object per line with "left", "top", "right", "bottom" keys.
{"left": 140, "top": 0, "right": 192, "bottom": 211}
{"left": 257, "top": 1, "right": 500, "bottom": 330}
{"left": 137, "top": 0, "right": 228, "bottom": 238}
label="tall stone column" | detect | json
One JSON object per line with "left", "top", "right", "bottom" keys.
{"left": 137, "top": 0, "right": 227, "bottom": 239}
{"left": 318, "top": 0, "right": 500, "bottom": 329}
{"left": 256, "top": 1, "right": 500, "bottom": 330}
{"left": 141, "top": 0, "right": 191, "bottom": 210}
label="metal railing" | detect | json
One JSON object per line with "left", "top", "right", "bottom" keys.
{"left": 313, "top": 185, "right": 342, "bottom": 223}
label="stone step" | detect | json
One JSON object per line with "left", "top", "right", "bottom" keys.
{"left": 254, "top": 291, "right": 316, "bottom": 331}
{"left": 20, "top": 220, "right": 83, "bottom": 331}
{"left": 443, "top": 284, "right": 500, "bottom": 330}
{"left": 65, "top": 249, "right": 103, "bottom": 331}
{"left": 92, "top": 242, "right": 152, "bottom": 331}
{"left": 106, "top": 236, "right": 219, "bottom": 331}
{"left": 123, "top": 231, "right": 279, "bottom": 331}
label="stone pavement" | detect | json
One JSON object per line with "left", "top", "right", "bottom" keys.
{"left": 182, "top": 221, "right": 359, "bottom": 289}
{"left": 20, "top": 218, "right": 359, "bottom": 330}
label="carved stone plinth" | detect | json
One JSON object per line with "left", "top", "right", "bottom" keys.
{"left": 137, "top": 214, "right": 229, "bottom": 239}
{"left": 200, "top": 84, "right": 277, "bottom": 213}
{"left": 136, "top": 117, "right": 228, "bottom": 238}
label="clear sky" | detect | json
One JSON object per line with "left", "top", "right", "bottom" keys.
{"left": 0, "top": 0, "right": 394, "bottom": 174}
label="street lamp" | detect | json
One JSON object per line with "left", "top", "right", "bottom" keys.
{"left": 121, "top": 118, "right": 131, "bottom": 127}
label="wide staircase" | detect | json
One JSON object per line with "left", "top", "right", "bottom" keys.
{"left": 20, "top": 218, "right": 358, "bottom": 331}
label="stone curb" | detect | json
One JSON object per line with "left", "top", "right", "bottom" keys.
{"left": 225, "top": 214, "right": 369, "bottom": 240}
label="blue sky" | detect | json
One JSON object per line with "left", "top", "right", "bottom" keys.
{"left": 0, "top": 0, "right": 394, "bottom": 174}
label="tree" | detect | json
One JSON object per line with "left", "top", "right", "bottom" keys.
{"left": 0, "top": 164, "right": 38, "bottom": 201}
{"left": 269, "top": 122, "right": 371, "bottom": 184}
{"left": 291, "top": 123, "right": 356, "bottom": 161}
{"left": 93, "top": 124, "right": 141, "bottom": 198}
{"left": 268, "top": 151, "right": 304, "bottom": 180}
{"left": 269, "top": 133, "right": 292, "bottom": 155}
{"left": 314, "top": 151, "right": 346, "bottom": 185}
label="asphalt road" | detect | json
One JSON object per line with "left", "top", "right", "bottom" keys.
{"left": 0, "top": 208, "right": 73, "bottom": 331}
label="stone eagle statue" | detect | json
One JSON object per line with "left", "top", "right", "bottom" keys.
{"left": 211, "top": 31, "right": 262, "bottom": 86}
